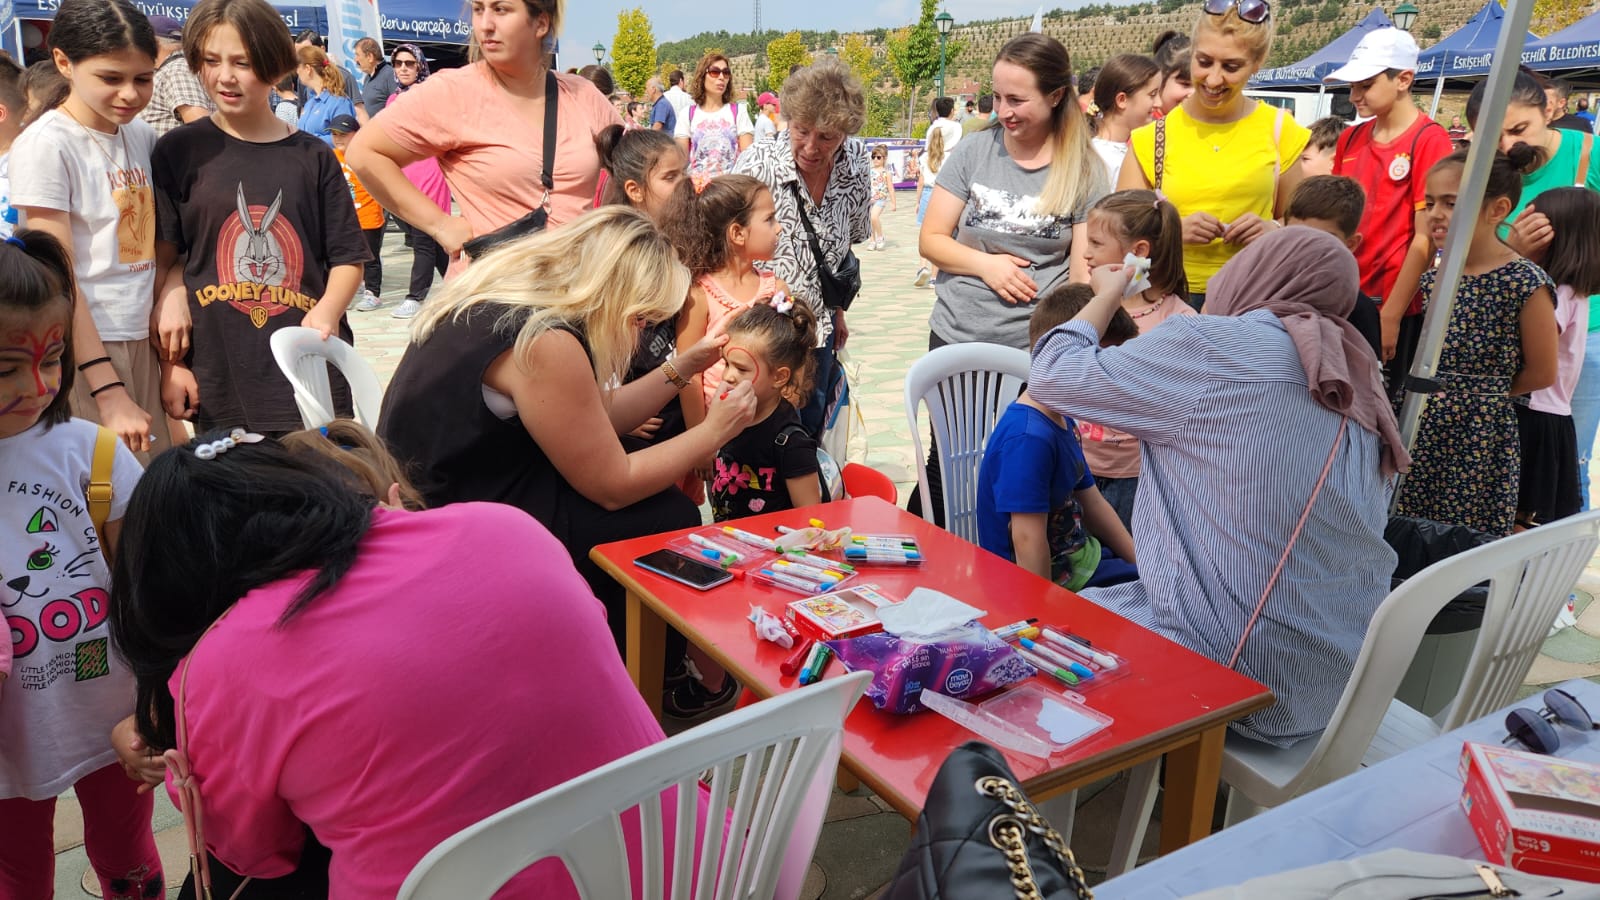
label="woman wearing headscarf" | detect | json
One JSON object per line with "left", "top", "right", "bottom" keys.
{"left": 379, "top": 43, "right": 451, "bottom": 320}
{"left": 1028, "top": 226, "right": 1404, "bottom": 748}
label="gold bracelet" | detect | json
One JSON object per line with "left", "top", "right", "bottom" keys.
{"left": 661, "top": 359, "right": 689, "bottom": 389}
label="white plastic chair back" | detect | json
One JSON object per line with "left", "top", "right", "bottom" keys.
{"left": 1221, "top": 509, "right": 1600, "bottom": 811}
{"left": 396, "top": 672, "right": 870, "bottom": 900}
{"left": 267, "top": 326, "right": 384, "bottom": 430}
{"left": 904, "top": 343, "right": 1031, "bottom": 543}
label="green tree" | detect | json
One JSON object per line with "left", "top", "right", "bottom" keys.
{"left": 886, "top": 0, "right": 965, "bottom": 132}
{"left": 839, "top": 33, "right": 877, "bottom": 87}
{"left": 766, "top": 31, "right": 811, "bottom": 77}
{"left": 610, "top": 8, "right": 656, "bottom": 97}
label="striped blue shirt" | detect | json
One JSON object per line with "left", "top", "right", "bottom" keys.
{"left": 1029, "top": 312, "right": 1397, "bottom": 747}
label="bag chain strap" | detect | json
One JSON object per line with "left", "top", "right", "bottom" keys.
{"left": 977, "top": 776, "right": 1094, "bottom": 900}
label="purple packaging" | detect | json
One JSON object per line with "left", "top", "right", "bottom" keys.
{"left": 826, "top": 622, "right": 1034, "bottom": 714}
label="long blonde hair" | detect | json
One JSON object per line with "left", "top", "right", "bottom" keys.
{"left": 995, "top": 34, "right": 1104, "bottom": 217}
{"left": 411, "top": 206, "right": 690, "bottom": 391}
{"left": 927, "top": 126, "right": 946, "bottom": 175}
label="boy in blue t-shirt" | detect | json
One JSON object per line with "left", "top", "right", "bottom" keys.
{"left": 976, "top": 284, "right": 1139, "bottom": 591}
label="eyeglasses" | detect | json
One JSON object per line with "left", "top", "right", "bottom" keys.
{"left": 1504, "top": 689, "right": 1599, "bottom": 754}
{"left": 1203, "top": 0, "right": 1271, "bottom": 24}
{"left": 395, "top": 59, "right": 419, "bottom": 68}
{"left": 706, "top": 67, "right": 730, "bottom": 77}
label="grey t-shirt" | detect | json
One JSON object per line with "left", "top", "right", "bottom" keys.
{"left": 928, "top": 127, "right": 1105, "bottom": 349}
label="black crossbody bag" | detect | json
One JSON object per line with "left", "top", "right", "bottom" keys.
{"left": 462, "top": 70, "right": 559, "bottom": 260}
{"left": 786, "top": 181, "right": 861, "bottom": 311}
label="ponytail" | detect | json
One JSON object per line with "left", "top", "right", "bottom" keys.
{"left": 0, "top": 229, "right": 78, "bottom": 430}
{"left": 1089, "top": 189, "right": 1188, "bottom": 298}
{"left": 296, "top": 45, "right": 344, "bottom": 96}
{"left": 595, "top": 124, "right": 683, "bottom": 210}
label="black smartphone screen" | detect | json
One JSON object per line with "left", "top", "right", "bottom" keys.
{"left": 633, "top": 548, "right": 734, "bottom": 591}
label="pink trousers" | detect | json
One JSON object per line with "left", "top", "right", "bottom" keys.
{"left": 0, "top": 763, "right": 162, "bottom": 899}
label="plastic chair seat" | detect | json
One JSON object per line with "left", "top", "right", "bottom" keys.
{"left": 1363, "top": 699, "right": 1442, "bottom": 767}
{"left": 268, "top": 326, "right": 384, "bottom": 430}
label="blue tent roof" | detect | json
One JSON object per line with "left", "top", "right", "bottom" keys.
{"left": 1250, "top": 7, "right": 1393, "bottom": 88}
{"left": 13, "top": 0, "right": 468, "bottom": 45}
{"left": 1526, "top": 8, "right": 1600, "bottom": 71}
{"left": 1417, "top": 0, "right": 1540, "bottom": 78}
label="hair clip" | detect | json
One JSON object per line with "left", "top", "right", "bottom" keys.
{"left": 194, "top": 427, "right": 265, "bottom": 460}
{"left": 1086, "top": 102, "right": 1101, "bottom": 117}
{"left": 770, "top": 293, "right": 795, "bottom": 315}
{"left": 3, "top": 235, "right": 24, "bottom": 249}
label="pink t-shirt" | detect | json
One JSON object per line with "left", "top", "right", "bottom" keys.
{"left": 386, "top": 91, "right": 451, "bottom": 213}
{"left": 1530, "top": 284, "right": 1588, "bottom": 417}
{"left": 1077, "top": 294, "right": 1196, "bottom": 479}
{"left": 166, "top": 503, "right": 695, "bottom": 899}
{"left": 379, "top": 64, "right": 622, "bottom": 277}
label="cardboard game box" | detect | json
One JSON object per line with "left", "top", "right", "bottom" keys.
{"left": 785, "top": 585, "right": 899, "bottom": 639}
{"left": 1459, "top": 741, "right": 1600, "bottom": 881}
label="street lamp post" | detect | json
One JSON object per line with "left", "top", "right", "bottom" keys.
{"left": 592, "top": 42, "right": 605, "bottom": 65}
{"left": 1393, "top": 1, "right": 1419, "bottom": 31}
{"left": 935, "top": 10, "right": 954, "bottom": 100}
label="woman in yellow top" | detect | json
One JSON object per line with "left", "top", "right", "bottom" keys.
{"left": 1118, "top": 0, "right": 1310, "bottom": 308}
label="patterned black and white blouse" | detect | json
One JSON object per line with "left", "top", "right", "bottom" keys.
{"left": 733, "top": 132, "right": 872, "bottom": 343}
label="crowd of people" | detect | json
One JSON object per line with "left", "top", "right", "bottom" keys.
{"left": 2, "top": 0, "right": 1598, "bottom": 894}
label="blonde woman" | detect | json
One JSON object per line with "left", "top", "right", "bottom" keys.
{"left": 377, "top": 206, "right": 757, "bottom": 650}
{"left": 912, "top": 32, "right": 1106, "bottom": 524}
{"left": 912, "top": 125, "right": 946, "bottom": 286}
{"left": 1118, "top": 0, "right": 1310, "bottom": 309}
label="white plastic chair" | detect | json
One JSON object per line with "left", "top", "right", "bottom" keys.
{"left": 904, "top": 343, "right": 1031, "bottom": 543}
{"left": 396, "top": 671, "right": 871, "bottom": 900}
{"left": 1106, "top": 510, "right": 1600, "bottom": 868}
{"left": 267, "top": 326, "right": 384, "bottom": 429}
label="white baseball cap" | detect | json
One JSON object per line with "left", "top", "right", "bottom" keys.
{"left": 1324, "top": 27, "right": 1421, "bottom": 83}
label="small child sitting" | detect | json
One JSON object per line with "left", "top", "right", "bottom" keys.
{"left": 1285, "top": 175, "right": 1384, "bottom": 359}
{"left": 976, "top": 284, "right": 1139, "bottom": 590}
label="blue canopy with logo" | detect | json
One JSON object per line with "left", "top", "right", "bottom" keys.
{"left": 1417, "top": 0, "right": 1540, "bottom": 78}
{"left": 1524, "top": 9, "right": 1600, "bottom": 72}
{"left": 13, "top": 0, "right": 469, "bottom": 45}
{"left": 1250, "top": 7, "right": 1394, "bottom": 88}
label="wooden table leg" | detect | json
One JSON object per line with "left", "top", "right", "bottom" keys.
{"left": 626, "top": 589, "right": 667, "bottom": 720}
{"left": 1158, "top": 726, "right": 1226, "bottom": 855}
{"left": 836, "top": 768, "right": 860, "bottom": 793}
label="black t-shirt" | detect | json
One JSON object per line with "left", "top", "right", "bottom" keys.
{"left": 152, "top": 119, "right": 369, "bottom": 433}
{"left": 625, "top": 318, "right": 686, "bottom": 444}
{"left": 1350, "top": 291, "right": 1384, "bottom": 359}
{"left": 711, "top": 400, "right": 819, "bottom": 521}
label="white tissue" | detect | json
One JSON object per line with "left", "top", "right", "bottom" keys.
{"left": 1122, "top": 252, "right": 1152, "bottom": 298}
{"left": 748, "top": 605, "right": 794, "bottom": 648}
{"left": 875, "top": 588, "right": 988, "bottom": 639}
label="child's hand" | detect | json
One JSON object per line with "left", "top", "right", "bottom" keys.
{"left": 161, "top": 363, "right": 200, "bottom": 421}
{"left": 302, "top": 303, "right": 342, "bottom": 340}
{"left": 97, "top": 390, "right": 154, "bottom": 454}
{"left": 629, "top": 417, "right": 663, "bottom": 439}
{"left": 152, "top": 281, "right": 192, "bottom": 362}
{"left": 677, "top": 333, "right": 731, "bottom": 376}
{"left": 979, "top": 253, "right": 1039, "bottom": 305}
{"left": 111, "top": 715, "right": 167, "bottom": 792}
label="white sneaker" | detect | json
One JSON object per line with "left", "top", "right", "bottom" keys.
{"left": 914, "top": 266, "right": 931, "bottom": 287}
{"left": 875, "top": 237, "right": 886, "bottom": 251}
{"left": 353, "top": 290, "right": 382, "bottom": 312}
{"left": 391, "top": 298, "right": 422, "bottom": 320}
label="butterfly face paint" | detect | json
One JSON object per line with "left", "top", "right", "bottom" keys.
{"left": 0, "top": 314, "right": 68, "bottom": 438}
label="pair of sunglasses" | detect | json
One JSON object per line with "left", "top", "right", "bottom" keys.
{"left": 706, "top": 66, "right": 730, "bottom": 77}
{"left": 1503, "top": 688, "right": 1600, "bottom": 754}
{"left": 1203, "top": 0, "right": 1271, "bottom": 24}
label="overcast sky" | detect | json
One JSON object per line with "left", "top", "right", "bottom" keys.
{"left": 561, "top": 0, "right": 1061, "bottom": 68}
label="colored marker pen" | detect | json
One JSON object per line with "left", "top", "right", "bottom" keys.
{"left": 782, "top": 547, "right": 856, "bottom": 573}
{"left": 1019, "top": 638, "right": 1094, "bottom": 680}
{"left": 781, "top": 637, "right": 816, "bottom": 676}
{"left": 755, "top": 568, "right": 828, "bottom": 594}
{"left": 688, "top": 533, "right": 746, "bottom": 563}
{"left": 699, "top": 548, "right": 734, "bottom": 567}
{"left": 800, "top": 644, "right": 834, "bottom": 685}
{"left": 991, "top": 618, "right": 1040, "bottom": 640}
{"left": 1040, "top": 628, "right": 1119, "bottom": 671}
{"left": 723, "top": 526, "right": 777, "bottom": 550}
{"left": 774, "top": 559, "right": 845, "bottom": 583}
{"left": 1016, "top": 646, "right": 1079, "bottom": 686}
{"left": 798, "top": 641, "right": 828, "bottom": 683}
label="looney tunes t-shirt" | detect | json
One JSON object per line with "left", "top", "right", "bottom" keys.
{"left": 152, "top": 120, "right": 368, "bottom": 433}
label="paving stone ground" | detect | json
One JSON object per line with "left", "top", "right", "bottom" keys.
{"left": 50, "top": 198, "right": 1600, "bottom": 898}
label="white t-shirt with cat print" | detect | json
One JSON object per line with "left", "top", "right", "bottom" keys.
{"left": 10, "top": 109, "right": 159, "bottom": 342}
{"left": 0, "top": 419, "right": 142, "bottom": 800}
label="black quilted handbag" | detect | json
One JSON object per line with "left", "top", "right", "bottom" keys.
{"left": 883, "top": 741, "right": 1094, "bottom": 900}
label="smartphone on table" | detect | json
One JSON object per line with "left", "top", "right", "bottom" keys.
{"left": 633, "top": 549, "right": 734, "bottom": 591}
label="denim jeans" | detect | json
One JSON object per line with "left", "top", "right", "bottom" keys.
{"left": 1096, "top": 475, "right": 1138, "bottom": 532}
{"left": 1570, "top": 328, "right": 1600, "bottom": 510}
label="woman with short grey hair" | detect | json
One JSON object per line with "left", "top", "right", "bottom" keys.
{"left": 734, "top": 58, "right": 871, "bottom": 436}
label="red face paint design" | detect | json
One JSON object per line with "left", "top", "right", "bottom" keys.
{"left": 0, "top": 322, "right": 67, "bottom": 423}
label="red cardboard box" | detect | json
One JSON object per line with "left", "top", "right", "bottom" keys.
{"left": 785, "top": 585, "right": 899, "bottom": 640}
{"left": 1459, "top": 741, "right": 1600, "bottom": 882}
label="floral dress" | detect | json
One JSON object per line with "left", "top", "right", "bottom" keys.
{"left": 1396, "top": 258, "right": 1553, "bottom": 535}
{"left": 871, "top": 167, "right": 892, "bottom": 208}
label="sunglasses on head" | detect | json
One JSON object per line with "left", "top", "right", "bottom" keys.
{"left": 1504, "top": 688, "right": 1599, "bottom": 755}
{"left": 1203, "top": 0, "right": 1271, "bottom": 24}
{"left": 707, "top": 66, "right": 730, "bottom": 77}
